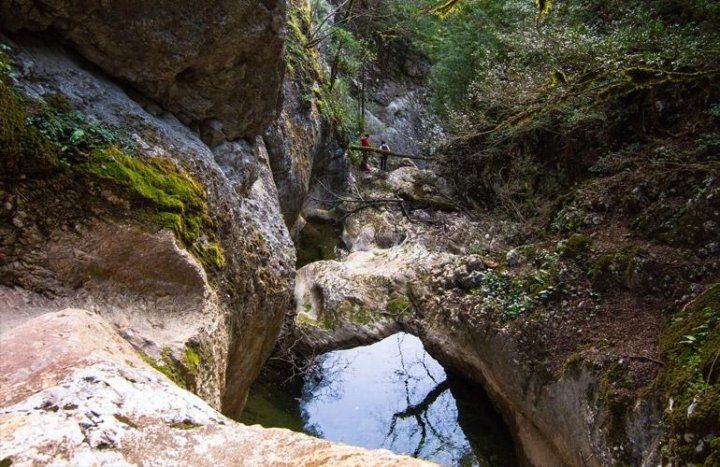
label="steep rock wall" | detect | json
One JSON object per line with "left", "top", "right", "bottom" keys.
{"left": 263, "top": 78, "right": 323, "bottom": 235}
{"left": 412, "top": 270, "right": 664, "bottom": 467}
{"left": 0, "top": 36, "right": 294, "bottom": 418}
{"left": 263, "top": 75, "right": 349, "bottom": 237}
{"left": 0, "top": 0, "right": 287, "bottom": 140}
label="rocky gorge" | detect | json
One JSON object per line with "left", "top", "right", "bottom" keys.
{"left": 1, "top": 0, "right": 719, "bottom": 466}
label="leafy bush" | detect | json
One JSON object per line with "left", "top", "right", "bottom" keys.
{"left": 315, "top": 78, "right": 361, "bottom": 143}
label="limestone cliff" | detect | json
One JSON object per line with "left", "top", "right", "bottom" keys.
{"left": 0, "top": 0, "right": 287, "bottom": 140}
{"left": 285, "top": 166, "right": 669, "bottom": 466}
{"left": 0, "top": 30, "right": 293, "bottom": 419}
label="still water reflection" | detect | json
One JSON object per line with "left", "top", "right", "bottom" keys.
{"left": 300, "top": 333, "right": 516, "bottom": 466}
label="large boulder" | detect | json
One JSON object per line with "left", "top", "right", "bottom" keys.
{"left": 0, "top": 0, "right": 287, "bottom": 140}
{"left": 1, "top": 37, "right": 294, "bottom": 417}
{"left": 293, "top": 243, "right": 452, "bottom": 353}
{"left": 0, "top": 309, "right": 433, "bottom": 466}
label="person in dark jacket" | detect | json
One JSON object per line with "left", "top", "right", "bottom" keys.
{"left": 379, "top": 141, "right": 390, "bottom": 171}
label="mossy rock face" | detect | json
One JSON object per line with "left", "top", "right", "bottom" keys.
{"left": 138, "top": 348, "right": 189, "bottom": 390}
{"left": 386, "top": 293, "right": 411, "bottom": 317}
{"left": 589, "top": 251, "right": 631, "bottom": 292}
{"left": 87, "top": 147, "right": 207, "bottom": 240}
{"left": 561, "top": 233, "right": 593, "bottom": 259}
{"left": 83, "top": 147, "right": 224, "bottom": 269}
{"left": 319, "top": 299, "right": 375, "bottom": 328}
{"left": 1, "top": 43, "right": 224, "bottom": 271}
{"left": 658, "top": 282, "right": 720, "bottom": 465}
{"left": 0, "top": 68, "right": 59, "bottom": 178}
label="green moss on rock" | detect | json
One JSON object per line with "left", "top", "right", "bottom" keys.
{"left": 193, "top": 241, "right": 226, "bottom": 269}
{"left": 85, "top": 147, "right": 225, "bottom": 269}
{"left": 43, "top": 93, "right": 73, "bottom": 113}
{"left": 183, "top": 344, "right": 202, "bottom": 376}
{"left": 658, "top": 282, "right": 720, "bottom": 465}
{"left": 137, "top": 348, "right": 188, "bottom": 390}
{"left": 590, "top": 251, "right": 632, "bottom": 292}
{"left": 87, "top": 147, "right": 207, "bottom": 237}
{"left": 387, "top": 294, "right": 411, "bottom": 316}
{"left": 0, "top": 54, "right": 59, "bottom": 178}
{"left": 297, "top": 310, "right": 321, "bottom": 328}
{"left": 562, "top": 233, "right": 593, "bottom": 259}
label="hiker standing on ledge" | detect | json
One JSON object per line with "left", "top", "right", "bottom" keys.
{"left": 379, "top": 141, "right": 390, "bottom": 171}
{"left": 359, "top": 134, "right": 371, "bottom": 171}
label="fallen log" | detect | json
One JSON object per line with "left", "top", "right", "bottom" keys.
{"left": 349, "top": 145, "right": 434, "bottom": 161}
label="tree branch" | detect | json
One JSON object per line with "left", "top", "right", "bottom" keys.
{"left": 349, "top": 145, "right": 435, "bottom": 161}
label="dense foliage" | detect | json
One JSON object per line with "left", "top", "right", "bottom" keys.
{"left": 352, "top": 2, "right": 720, "bottom": 464}
{"left": 363, "top": 0, "right": 720, "bottom": 216}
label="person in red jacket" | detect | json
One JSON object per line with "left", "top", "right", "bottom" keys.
{"left": 359, "top": 134, "right": 370, "bottom": 171}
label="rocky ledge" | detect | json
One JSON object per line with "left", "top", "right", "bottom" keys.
{"left": 0, "top": 309, "right": 432, "bottom": 466}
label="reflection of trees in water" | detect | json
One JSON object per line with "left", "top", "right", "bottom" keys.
{"left": 384, "top": 334, "right": 478, "bottom": 465}
{"left": 300, "top": 351, "right": 354, "bottom": 438}
{"left": 297, "top": 333, "right": 510, "bottom": 466}
{"left": 302, "top": 352, "right": 354, "bottom": 400}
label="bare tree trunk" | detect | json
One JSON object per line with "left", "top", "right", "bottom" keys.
{"left": 360, "top": 65, "right": 366, "bottom": 132}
